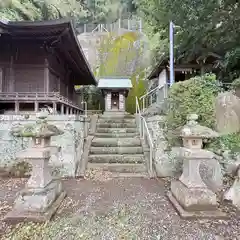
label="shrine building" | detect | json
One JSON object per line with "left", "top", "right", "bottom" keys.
{"left": 0, "top": 18, "right": 96, "bottom": 114}
{"left": 97, "top": 78, "right": 132, "bottom": 114}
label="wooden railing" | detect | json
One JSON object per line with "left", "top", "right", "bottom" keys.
{"left": 0, "top": 92, "right": 55, "bottom": 99}
{"left": 0, "top": 92, "right": 81, "bottom": 110}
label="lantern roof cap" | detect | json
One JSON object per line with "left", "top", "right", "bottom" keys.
{"left": 180, "top": 114, "right": 219, "bottom": 139}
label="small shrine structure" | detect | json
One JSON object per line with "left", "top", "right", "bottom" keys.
{"left": 0, "top": 19, "right": 96, "bottom": 114}
{"left": 97, "top": 78, "right": 132, "bottom": 113}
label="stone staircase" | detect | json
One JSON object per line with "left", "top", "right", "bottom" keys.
{"left": 87, "top": 114, "right": 148, "bottom": 177}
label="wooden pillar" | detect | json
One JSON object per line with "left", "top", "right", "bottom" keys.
{"left": 105, "top": 92, "right": 111, "bottom": 111}
{"left": 53, "top": 102, "right": 57, "bottom": 114}
{"left": 58, "top": 77, "right": 61, "bottom": 93}
{"left": 9, "top": 56, "right": 15, "bottom": 92}
{"left": 15, "top": 101, "right": 19, "bottom": 114}
{"left": 0, "top": 68, "right": 3, "bottom": 92}
{"left": 34, "top": 101, "right": 39, "bottom": 112}
{"left": 44, "top": 59, "right": 49, "bottom": 93}
{"left": 119, "top": 93, "right": 125, "bottom": 111}
{"left": 104, "top": 94, "right": 107, "bottom": 111}
{"left": 66, "top": 85, "right": 69, "bottom": 98}
{"left": 61, "top": 104, "right": 64, "bottom": 115}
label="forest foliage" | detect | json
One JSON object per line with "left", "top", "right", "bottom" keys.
{"left": 1, "top": 0, "right": 239, "bottom": 83}
{"left": 135, "top": 0, "right": 240, "bottom": 82}
{"left": 1, "top": 0, "right": 240, "bottom": 110}
{"left": 0, "top": 0, "right": 136, "bottom": 24}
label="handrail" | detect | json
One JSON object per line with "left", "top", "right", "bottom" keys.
{"left": 135, "top": 96, "right": 154, "bottom": 177}
{"left": 135, "top": 96, "right": 141, "bottom": 115}
{"left": 139, "top": 83, "right": 168, "bottom": 111}
{"left": 141, "top": 116, "right": 153, "bottom": 176}
{"left": 140, "top": 85, "right": 160, "bottom": 100}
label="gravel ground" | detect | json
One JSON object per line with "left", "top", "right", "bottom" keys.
{"left": 0, "top": 170, "right": 240, "bottom": 240}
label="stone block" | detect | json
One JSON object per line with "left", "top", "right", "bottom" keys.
{"left": 4, "top": 189, "right": 66, "bottom": 223}
{"left": 171, "top": 180, "right": 217, "bottom": 211}
{"left": 224, "top": 168, "right": 240, "bottom": 208}
{"left": 215, "top": 91, "right": 240, "bottom": 134}
{"left": 168, "top": 191, "right": 227, "bottom": 220}
{"left": 168, "top": 181, "right": 227, "bottom": 219}
{"left": 14, "top": 180, "right": 63, "bottom": 212}
{"left": 155, "top": 154, "right": 175, "bottom": 177}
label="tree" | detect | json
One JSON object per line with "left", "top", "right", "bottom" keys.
{"left": 0, "top": 0, "right": 136, "bottom": 24}
{"left": 135, "top": 0, "right": 240, "bottom": 81}
{"left": 0, "top": 0, "right": 88, "bottom": 21}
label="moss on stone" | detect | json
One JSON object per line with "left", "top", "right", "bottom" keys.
{"left": 10, "top": 161, "right": 32, "bottom": 177}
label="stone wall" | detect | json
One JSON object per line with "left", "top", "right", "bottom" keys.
{"left": 146, "top": 115, "right": 165, "bottom": 147}
{"left": 146, "top": 115, "right": 183, "bottom": 177}
{"left": 0, "top": 114, "right": 86, "bottom": 178}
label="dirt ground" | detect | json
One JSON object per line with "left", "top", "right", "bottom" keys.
{"left": 0, "top": 172, "right": 240, "bottom": 240}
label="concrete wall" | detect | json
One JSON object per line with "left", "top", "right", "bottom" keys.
{"left": 158, "top": 69, "right": 167, "bottom": 86}
{"left": 0, "top": 114, "right": 86, "bottom": 177}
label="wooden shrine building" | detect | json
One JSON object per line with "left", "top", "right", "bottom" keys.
{"left": 0, "top": 19, "right": 96, "bottom": 114}
{"left": 98, "top": 78, "right": 132, "bottom": 114}
{"left": 147, "top": 55, "right": 219, "bottom": 87}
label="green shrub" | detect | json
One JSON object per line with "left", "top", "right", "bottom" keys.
{"left": 207, "top": 133, "right": 240, "bottom": 154}
{"left": 166, "top": 73, "right": 221, "bottom": 146}
{"left": 231, "top": 77, "right": 240, "bottom": 90}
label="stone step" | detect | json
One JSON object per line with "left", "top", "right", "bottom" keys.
{"left": 90, "top": 146, "right": 143, "bottom": 155}
{"left": 96, "top": 128, "right": 137, "bottom": 133}
{"left": 87, "top": 163, "right": 146, "bottom": 173}
{"left": 94, "top": 132, "right": 139, "bottom": 138}
{"left": 88, "top": 154, "right": 144, "bottom": 163}
{"left": 99, "top": 114, "right": 135, "bottom": 119}
{"left": 111, "top": 172, "right": 149, "bottom": 178}
{"left": 98, "top": 118, "right": 136, "bottom": 124}
{"left": 97, "top": 123, "right": 136, "bottom": 128}
{"left": 91, "top": 137, "right": 141, "bottom": 147}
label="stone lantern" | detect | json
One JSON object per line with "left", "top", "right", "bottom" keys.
{"left": 168, "top": 114, "right": 227, "bottom": 219}
{"left": 4, "top": 110, "right": 66, "bottom": 223}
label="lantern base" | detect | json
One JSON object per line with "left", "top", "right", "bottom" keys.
{"left": 168, "top": 180, "right": 227, "bottom": 219}
{"left": 4, "top": 180, "right": 66, "bottom": 224}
